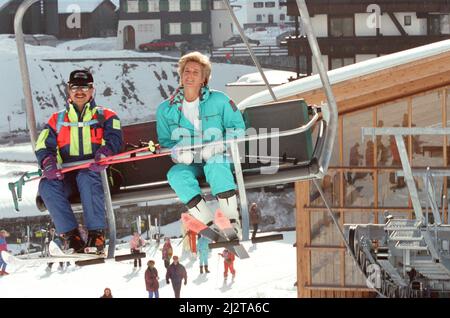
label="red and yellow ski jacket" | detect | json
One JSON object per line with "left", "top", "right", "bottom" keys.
{"left": 35, "top": 99, "right": 123, "bottom": 167}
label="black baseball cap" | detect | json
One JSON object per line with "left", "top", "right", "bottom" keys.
{"left": 68, "top": 70, "right": 94, "bottom": 86}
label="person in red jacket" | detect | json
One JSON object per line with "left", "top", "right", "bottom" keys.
{"left": 145, "top": 260, "right": 159, "bottom": 298}
{"left": 219, "top": 248, "right": 236, "bottom": 280}
{"left": 0, "top": 230, "right": 10, "bottom": 275}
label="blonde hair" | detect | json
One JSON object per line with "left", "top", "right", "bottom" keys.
{"left": 178, "top": 51, "right": 212, "bottom": 86}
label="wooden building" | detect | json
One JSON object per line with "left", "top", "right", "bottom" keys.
{"left": 0, "top": 0, "right": 58, "bottom": 36}
{"left": 117, "top": 0, "right": 211, "bottom": 50}
{"left": 285, "top": 0, "right": 450, "bottom": 76}
{"left": 58, "top": 0, "right": 118, "bottom": 39}
{"left": 239, "top": 38, "right": 450, "bottom": 297}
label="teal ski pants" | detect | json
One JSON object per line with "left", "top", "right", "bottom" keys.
{"left": 167, "top": 155, "right": 236, "bottom": 204}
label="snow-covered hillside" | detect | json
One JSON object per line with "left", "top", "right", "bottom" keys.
{"left": 0, "top": 231, "right": 297, "bottom": 298}
{"left": 0, "top": 36, "right": 259, "bottom": 134}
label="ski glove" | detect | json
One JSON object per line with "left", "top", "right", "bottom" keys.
{"left": 166, "top": 279, "right": 170, "bottom": 284}
{"left": 42, "top": 156, "right": 64, "bottom": 181}
{"left": 202, "top": 142, "right": 227, "bottom": 161}
{"left": 171, "top": 146, "right": 194, "bottom": 165}
{"left": 89, "top": 146, "right": 113, "bottom": 172}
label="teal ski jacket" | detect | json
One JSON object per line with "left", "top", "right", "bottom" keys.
{"left": 156, "top": 86, "right": 245, "bottom": 149}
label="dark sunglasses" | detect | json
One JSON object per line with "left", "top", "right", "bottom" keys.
{"left": 69, "top": 85, "right": 91, "bottom": 93}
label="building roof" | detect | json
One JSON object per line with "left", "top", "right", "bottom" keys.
{"left": 239, "top": 39, "right": 450, "bottom": 111}
{"left": 228, "top": 70, "right": 297, "bottom": 86}
{"left": 58, "top": 0, "right": 118, "bottom": 14}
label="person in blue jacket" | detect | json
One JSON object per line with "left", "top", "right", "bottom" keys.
{"left": 197, "top": 234, "right": 210, "bottom": 274}
{"left": 35, "top": 70, "right": 123, "bottom": 253}
{"left": 156, "top": 52, "right": 246, "bottom": 239}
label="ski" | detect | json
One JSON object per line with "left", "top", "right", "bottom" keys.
{"left": 49, "top": 241, "right": 105, "bottom": 266}
{"left": 214, "top": 209, "right": 239, "bottom": 241}
{"left": 181, "top": 213, "right": 249, "bottom": 259}
{"left": 0, "top": 250, "right": 99, "bottom": 268}
{"left": 213, "top": 209, "right": 250, "bottom": 259}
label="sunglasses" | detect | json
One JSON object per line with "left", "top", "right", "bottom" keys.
{"left": 69, "top": 85, "right": 91, "bottom": 93}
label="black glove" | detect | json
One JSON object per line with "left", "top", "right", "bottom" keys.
{"left": 166, "top": 280, "right": 170, "bottom": 284}
{"left": 184, "top": 280, "right": 187, "bottom": 286}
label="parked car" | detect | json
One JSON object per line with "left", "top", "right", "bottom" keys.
{"left": 139, "top": 39, "right": 177, "bottom": 51}
{"left": 223, "top": 35, "right": 260, "bottom": 47}
{"left": 180, "top": 38, "right": 213, "bottom": 53}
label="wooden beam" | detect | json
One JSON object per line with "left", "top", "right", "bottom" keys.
{"left": 388, "top": 12, "right": 408, "bottom": 36}
{"left": 281, "top": 53, "right": 450, "bottom": 114}
{"left": 296, "top": 181, "right": 311, "bottom": 298}
{"left": 304, "top": 285, "right": 375, "bottom": 292}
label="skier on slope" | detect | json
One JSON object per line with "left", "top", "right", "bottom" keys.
{"left": 156, "top": 52, "right": 246, "bottom": 239}
{"left": 197, "top": 234, "right": 210, "bottom": 274}
{"left": 0, "top": 230, "right": 10, "bottom": 276}
{"left": 161, "top": 237, "right": 173, "bottom": 269}
{"left": 35, "top": 70, "right": 123, "bottom": 254}
{"left": 219, "top": 248, "right": 236, "bottom": 280}
{"left": 130, "top": 232, "right": 146, "bottom": 268}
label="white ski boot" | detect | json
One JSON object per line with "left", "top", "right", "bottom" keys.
{"left": 217, "top": 193, "right": 242, "bottom": 240}
{"left": 187, "top": 196, "right": 215, "bottom": 227}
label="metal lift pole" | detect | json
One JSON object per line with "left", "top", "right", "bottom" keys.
{"left": 14, "top": 0, "right": 40, "bottom": 150}
{"left": 15, "top": 1, "right": 117, "bottom": 256}
{"left": 296, "top": 0, "right": 338, "bottom": 174}
{"left": 100, "top": 170, "right": 116, "bottom": 258}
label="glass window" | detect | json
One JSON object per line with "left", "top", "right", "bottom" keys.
{"left": 191, "top": 0, "right": 201, "bottom": 11}
{"left": 310, "top": 172, "right": 340, "bottom": 207}
{"left": 330, "top": 16, "right": 354, "bottom": 37}
{"left": 213, "top": 0, "right": 225, "bottom": 10}
{"left": 404, "top": 15, "right": 412, "bottom": 26}
{"left": 127, "top": 0, "right": 138, "bottom": 12}
{"left": 169, "top": 0, "right": 180, "bottom": 11}
{"left": 429, "top": 15, "right": 441, "bottom": 35}
{"left": 331, "top": 57, "right": 355, "bottom": 70}
{"left": 169, "top": 23, "right": 181, "bottom": 35}
{"left": 345, "top": 254, "right": 368, "bottom": 286}
{"left": 265, "top": 1, "right": 275, "bottom": 8}
{"left": 378, "top": 172, "right": 408, "bottom": 207}
{"left": 256, "top": 14, "right": 262, "bottom": 22}
{"left": 311, "top": 251, "right": 340, "bottom": 285}
{"left": 343, "top": 110, "right": 373, "bottom": 167}
{"left": 280, "top": 14, "right": 285, "bottom": 21}
{"left": 310, "top": 211, "right": 342, "bottom": 246}
{"left": 254, "top": 2, "right": 263, "bottom": 8}
{"left": 377, "top": 101, "right": 408, "bottom": 167}
{"left": 148, "top": 0, "right": 159, "bottom": 11}
{"left": 191, "top": 22, "right": 202, "bottom": 34}
{"left": 412, "top": 92, "right": 443, "bottom": 167}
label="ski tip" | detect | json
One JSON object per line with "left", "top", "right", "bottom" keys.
{"left": 215, "top": 209, "right": 224, "bottom": 217}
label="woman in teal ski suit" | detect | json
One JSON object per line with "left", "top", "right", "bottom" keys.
{"left": 156, "top": 52, "right": 246, "bottom": 238}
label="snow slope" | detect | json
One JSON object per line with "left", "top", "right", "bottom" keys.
{"left": 0, "top": 36, "right": 259, "bottom": 134}
{"left": 0, "top": 232, "right": 297, "bottom": 298}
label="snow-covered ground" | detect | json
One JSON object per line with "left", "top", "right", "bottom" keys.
{"left": 0, "top": 231, "right": 297, "bottom": 298}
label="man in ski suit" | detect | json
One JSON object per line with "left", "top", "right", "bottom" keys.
{"left": 166, "top": 255, "right": 187, "bottom": 298}
{"left": 156, "top": 52, "right": 246, "bottom": 239}
{"left": 0, "top": 230, "right": 10, "bottom": 275}
{"left": 35, "top": 70, "right": 123, "bottom": 253}
{"left": 197, "top": 234, "right": 210, "bottom": 274}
